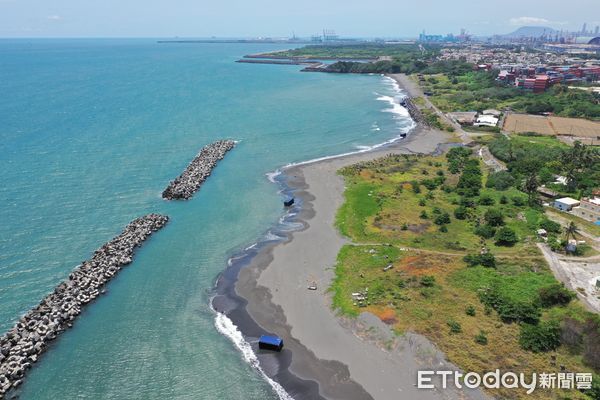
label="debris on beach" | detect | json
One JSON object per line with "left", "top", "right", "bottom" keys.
{"left": 0, "top": 214, "right": 169, "bottom": 397}
{"left": 352, "top": 288, "right": 370, "bottom": 307}
{"left": 162, "top": 140, "right": 236, "bottom": 200}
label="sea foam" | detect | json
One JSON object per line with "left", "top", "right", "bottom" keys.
{"left": 214, "top": 311, "right": 294, "bottom": 400}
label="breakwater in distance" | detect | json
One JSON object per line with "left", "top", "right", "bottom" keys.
{"left": 0, "top": 214, "right": 169, "bottom": 398}
{"left": 162, "top": 140, "right": 236, "bottom": 200}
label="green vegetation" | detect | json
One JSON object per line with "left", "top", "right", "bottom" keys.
{"left": 269, "top": 43, "right": 431, "bottom": 59}
{"left": 519, "top": 320, "right": 562, "bottom": 353}
{"left": 331, "top": 151, "right": 598, "bottom": 399}
{"left": 488, "top": 135, "right": 600, "bottom": 197}
{"left": 422, "top": 71, "right": 600, "bottom": 120}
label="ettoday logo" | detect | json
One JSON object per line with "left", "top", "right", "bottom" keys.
{"left": 417, "top": 370, "right": 593, "bottom": 394}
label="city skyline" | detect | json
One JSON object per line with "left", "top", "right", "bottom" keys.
{"left": 1, "top": 0, "right": 600, "bottom": 38}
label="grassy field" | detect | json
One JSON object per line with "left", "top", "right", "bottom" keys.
{"left": 332, "top": 153, "right": 599, "bottom": 400}
{"left": 504, "top": 114, "right": 600, "bottom": 138}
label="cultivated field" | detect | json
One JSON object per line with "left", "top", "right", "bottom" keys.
{"left": 504, "top": 113, "right": 600, "bottom": 140}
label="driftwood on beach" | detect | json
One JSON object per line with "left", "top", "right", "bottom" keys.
{"left": 162, "top": 140, "right": 236, "bottom": 200}
{"left": 0, "top": 214, "right": 169, "bottom": 398}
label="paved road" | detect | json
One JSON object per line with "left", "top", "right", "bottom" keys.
{"left": 389, "top": 73, "right": 472, "bottom": 144}
{"left": 479, "top": 146, "right": 507, "bottom": 172}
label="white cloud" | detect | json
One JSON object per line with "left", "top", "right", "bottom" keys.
{"left": 46, "top": 15, "right": 62, "bottom": 21}
{"left": 509, "top": 16, "right": 550, "bottom": 26}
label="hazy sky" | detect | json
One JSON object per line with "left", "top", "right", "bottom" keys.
{"left": 1, "top": 0, "right": 600, "bottom": 38}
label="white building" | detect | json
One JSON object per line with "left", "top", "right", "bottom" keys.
{"left": 474, "top": 114, "right": 499, "bottom": 127}
{"left": 554, "top": 197, "right": 581, "bottom": 211}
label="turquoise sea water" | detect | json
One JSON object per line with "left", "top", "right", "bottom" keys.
{"left": 0, "top": 39, "right": 412, "bottom": 399}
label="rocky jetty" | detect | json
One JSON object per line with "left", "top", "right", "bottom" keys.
{"left": 162, "top": 140, "right": 236, "bottom": 200}
{"left": 0, "top": 214, "right": 169, "bottom": 398}
{"left": 400, "top": 97, "right": 427, "bottom": 127}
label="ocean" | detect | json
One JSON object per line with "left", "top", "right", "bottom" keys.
{"left": 0, "top": 39, "right": 412, "bottom": 399}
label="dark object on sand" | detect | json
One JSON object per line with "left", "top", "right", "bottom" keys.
{"left": 284, "top": 198, "right": 295, "bottom": 207}
{"left": 258, "top": 335, "right": 284, "bottom": 351}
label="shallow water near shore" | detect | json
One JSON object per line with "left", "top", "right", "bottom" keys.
{"left": 0, "top": 39, "right": 412, "bottom": 399}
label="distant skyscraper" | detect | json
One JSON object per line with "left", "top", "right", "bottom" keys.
{"left": 582, "top": 23, "right": 587, "bottom": 35}
{"left": 595, "top": 26, "right": 599, "bottom": 36}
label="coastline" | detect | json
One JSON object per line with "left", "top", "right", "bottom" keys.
{"left": 213, "top": 75, "right": 488, "bottom": 400}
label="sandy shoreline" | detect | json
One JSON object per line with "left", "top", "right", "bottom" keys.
{"left": 229, "top": 76, "right": 489, "bottom": 400}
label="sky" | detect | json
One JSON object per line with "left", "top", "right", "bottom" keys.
{"left": 1, "top": 0, "right": 600, "bottom": 38}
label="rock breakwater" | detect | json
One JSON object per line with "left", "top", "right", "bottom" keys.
{"left": 0, "top": 214, "right": 169, "bottom": 398}
{"left": 400, "top": 97, "right": 427, "bottom": 127}
{"left": 162, "top": 140, "right": 236, "bottom": 200}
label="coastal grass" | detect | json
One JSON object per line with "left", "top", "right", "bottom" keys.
{"left": 331, "top": 153, "right": 598, "bottom": 400}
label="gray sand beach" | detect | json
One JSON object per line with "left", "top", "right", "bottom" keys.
{"left": 236, "top": 90, "right": 489, "bottom": 399}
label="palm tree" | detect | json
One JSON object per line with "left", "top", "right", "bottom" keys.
{"left": 563, "top": 221, "right": 579, "bottom": 253}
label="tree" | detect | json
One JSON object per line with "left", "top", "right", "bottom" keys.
{"left": 523, "top": 172, "right": 539, "bottom": 205}
{"left": 484, "top": 208, "right": 505, "bottom": 227}
{"left": 434, "top": 212, "right": 451, "bottom": 225}
{"left": 486, "top": 170, "right": 515, "bottom": 191}
{"left": 563, "top": 221, "right": 578, "bottom": 253}
{"left": 479, "top": 195, "right": 495, "bottom": 205}
{"left": 474, "top": 224, "right": 496, "bottom": 239}
{"left": 561, "top": 142, "right": 600, "bottom": 192}
{"left": 495, "top": 226, "right": 518, "bottom": 246}
{"left": 454, "top": 206, "right": 468, "bottom": 220}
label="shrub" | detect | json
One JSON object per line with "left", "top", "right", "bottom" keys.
{"left": 411, "top": 180, "right": 421, "bottom": 193}
{"left": 479, "top": 283, "right": 540, "bottom": 323}
{"left": 475, "top": 330, "right": 488, "bottom": 345}
{"left": 474, "top": 224, "right": 496, "bottom": 239}
{"left": 500, "top": 195, "right": 508, "bottom": 204}
{"left": 539, "top": 219, "right": 562, "bottom": 234}
{"left": 420, "top": 210, "right": 429, "bottom": 219}
{"left": 439, "top": 225, "right": 448, "bottom": 233}
{"left": 466, "top": 305, "right": 476, "bottom": 316}
{"left": 484, "top": 208, "right": 505, "bottom": 226}
{"left": 434, "top": 212, "right": 451, "bottom": 225}
{"left": 538, "top": 283, "right": 574, "bottom": 307}
{"left": 446, "top": 147, "right": 472, "bottom": 174}
{"left": 460, "top": 197, "right": 476, "bottom": 208}
{"left": 422, "top": 179, "right": 438, "bottom": 190}
{"left": 479, "top": 195, "right": 495, "bottom": 206}
{"left": 419, "top": 198, "right": 427, "bottom": 207}
{"left": 464, "top": 253, "right": 496, "bottom": 268}
{"left": 486, "top": 170, "right": 515, "bottom": 191}
{"left": 495, "top": 227, "right": 518, "bottom": 246}
{"left": 420, "top": 276, "right": 436, "bottom": 287}
{"left": 519, "top": 320, "right": 561, "bottom": 352}
{"left": 454, "top": 206, "right": 468, "bottom": 220}
{"left": 447, "top": 319, "right": 462, "bottom": 334}
{"left": 512, "top": 196, "right": 526, "bottom": 206}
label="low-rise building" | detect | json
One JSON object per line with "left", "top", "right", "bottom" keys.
{"left": 482, "top": 109, "right": 502, "bottom": 117}
{"left": 554, "top": 197, "right": 580, "bottom": 211}
{"left": 448, "top": 111, "right": 478, "bottom": 125}
{"left": 474, "top": 115, "right": 499, "bottom": 127}
{"left": 572, "top": 197, "right": 600, "bottom": 223}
